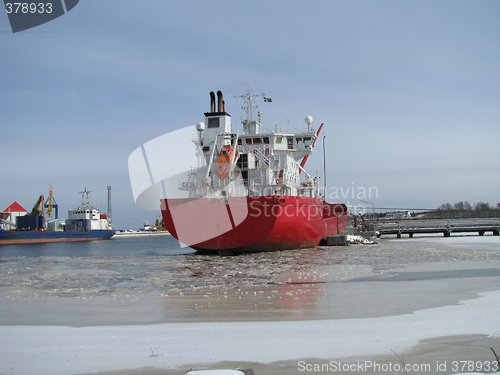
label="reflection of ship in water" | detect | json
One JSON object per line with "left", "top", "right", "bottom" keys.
{"left": 158, "top": 282, "right": 323, "bottom": 322}
{"left": 161, "top": 90, "right": 348, "bottom": 254}
{"left": 0, "top": 187, "right": 115, "bottom": 245}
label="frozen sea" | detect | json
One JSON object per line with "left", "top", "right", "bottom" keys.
{"left": 1, "top": 233, "right": 500, "bottom": 374}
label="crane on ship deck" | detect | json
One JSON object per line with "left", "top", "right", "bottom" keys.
{"left": 30, "top": 195, "right": 45, "bottom": 216}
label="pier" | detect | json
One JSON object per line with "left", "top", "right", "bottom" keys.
{"left": 376, "top": 218, "right": 500, "bottom": 238}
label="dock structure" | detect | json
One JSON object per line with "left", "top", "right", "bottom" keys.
{"left": 321, "top": 234, "right": 347, "bottom": 246}
{"left": 376, "top": 218, "right": 500, "bottom": 239}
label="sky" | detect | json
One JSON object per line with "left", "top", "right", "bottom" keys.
{"left": 1, "top": 0, "right": 499, "bottom": 229}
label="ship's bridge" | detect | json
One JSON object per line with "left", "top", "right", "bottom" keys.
{"left": 68, "top": 208, "right": 100, "bottom": 221}
{"left": 237, "top": 132, "right": 316, "bottom": 161}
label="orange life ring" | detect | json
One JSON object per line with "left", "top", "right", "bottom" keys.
{"left": 215, "top": 145, "right": 235, "bottom": 180}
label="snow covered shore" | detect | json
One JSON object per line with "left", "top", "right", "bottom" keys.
{"left": 1, "top": 291, "right": 499, "bottom": 375}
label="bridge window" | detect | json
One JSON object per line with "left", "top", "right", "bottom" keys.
{"left": 245, "top": 138, "right": 252, "bottom": 144}
{"left": 237, "top": 139, "right": 242, "bottom": 145}
{"left": 275, "top": 136, "right": 282, "bottom": 143}
{"left": 253, "top": 138, "right": 261, "bottom": 144}
{"left": 263, "top": 137, "right": 269, "bottom": 144}
{"left": 207, "top": 118, "right": 220, "bottom": 128}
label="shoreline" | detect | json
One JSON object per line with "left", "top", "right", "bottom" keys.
{"left": 152, "top": 334, "right": 500, "bottom": 375}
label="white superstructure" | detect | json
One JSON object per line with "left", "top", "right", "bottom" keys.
{"left": 182, "top": 90, "right": 322, "bottom": 199}
{"left": 65, "top": 188, "right": 112, "bottom": 231}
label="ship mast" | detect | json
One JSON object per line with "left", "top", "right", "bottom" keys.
{"left": 79, "top": 188, "right": 92, "bottom": 209}
{"left": 107, "top": 185, "right": 112, "bottom": 226}
{"left": 236, "top": 90, "right": 266, "bottom": 135}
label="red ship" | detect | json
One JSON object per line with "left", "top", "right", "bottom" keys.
{"left": 160, "top": 90, "right": 347, "bottom": 254}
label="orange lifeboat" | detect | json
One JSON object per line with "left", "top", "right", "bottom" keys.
{"left": 215, "top": 145, "right": 235, "bottom": 180}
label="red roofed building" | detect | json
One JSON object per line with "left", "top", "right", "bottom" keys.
{"left": 1, "top": 201, "right": 28, "bottom": 230}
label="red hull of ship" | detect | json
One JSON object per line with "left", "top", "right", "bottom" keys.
{"left": 161, "top": 196, "right": 347, "bottom": 254}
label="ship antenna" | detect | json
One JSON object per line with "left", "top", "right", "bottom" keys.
{"left": 322, "top": 135, "right": 327, "bottom": 199}
{"left": 79, "top": 188, "right": 92, "bottom": 208}
{"left": 243, "top": 90, "right": 255, "bottom": 124}
{"left": 107, "top": 185, "right": 112, "bottom": 226}
{"left": 285, "top": 96, "right": 289, "bottom": 131}
{"left": 235, "top": 89, "right": 266, "bottom": 134}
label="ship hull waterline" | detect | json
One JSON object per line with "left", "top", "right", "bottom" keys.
{"left": 0, "top": 230, "right": 116, "bottom": 245}
{"left": 161, "top": 196, "right": 348, "bottom": 254}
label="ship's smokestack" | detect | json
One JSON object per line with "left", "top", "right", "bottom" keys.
{"left": 222, "top": 100, "right": 225, "bottom": 113}
{"left": 210, "top": 91, "right": 216, "bottom": 113}
{"left": 217, "top": 90, "right": 223, "bottom": 112}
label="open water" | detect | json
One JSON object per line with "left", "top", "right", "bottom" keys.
{"left": 1, "top": 234, "right": 500, "bottom": 326}
{"left": 0, "top": 234, "right": 191, "bottom": 258}
{"left": 1, "top": 234, "right": 500, "bottom": 297}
